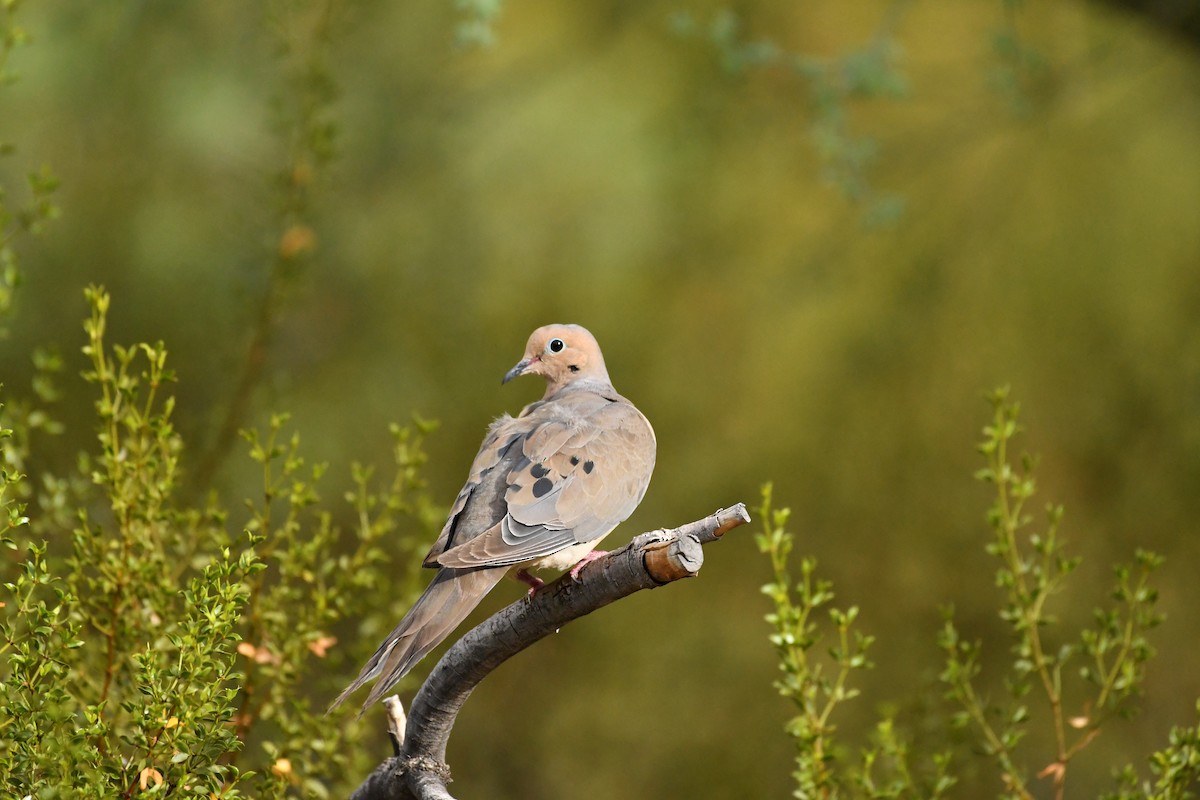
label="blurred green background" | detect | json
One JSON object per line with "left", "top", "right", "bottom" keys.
{"left": 3, "top": 0, "right": 1199, "bottom": 796}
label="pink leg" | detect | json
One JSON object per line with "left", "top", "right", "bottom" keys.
{"left": 515, "top": 568, "right": 545, "bottom": 596}
{"left": 568, "top": 550, "right": 609, "bottom": 581}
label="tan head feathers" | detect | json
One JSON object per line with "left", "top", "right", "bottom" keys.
{"left": 502, "top": 324, "right": 612, "bottom": 396}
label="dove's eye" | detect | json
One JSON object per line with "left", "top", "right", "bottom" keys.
{"left": 547, "top": 338, "right": 565, "bottom": 354}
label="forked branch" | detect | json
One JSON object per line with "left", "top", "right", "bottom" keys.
{"left": 350, "top": 503, "right": 751, "bottom": 800}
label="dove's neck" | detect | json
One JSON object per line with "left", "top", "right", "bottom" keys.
{"left": 542, "top": 375, "right": 616, "bottom": 401}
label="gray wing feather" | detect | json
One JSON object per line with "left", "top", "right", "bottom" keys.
{"left": 436, "top": 391, "right": 655, "bottom": 569}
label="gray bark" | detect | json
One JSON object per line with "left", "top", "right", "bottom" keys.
{"left": 349, "top": 503, "right": 751, "bottom": 800}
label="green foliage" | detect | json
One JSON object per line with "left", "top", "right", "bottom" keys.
{"left": 0, "top": 1, "right": 59, "bottom": 337}
{"left": 671, "top": 3, "right": 910, "bottom": 225}
{"left": 940, "top": 387, "right": 1167, "bottom": 799}
{"left": 757, "top": 482, "right": 864, "bottom": 796}
{"left": 670, "top": 0, "right": 1061, "bottom": 221}
{"left": 191, "top": 0, "right": 347, "bottom": 493}
{"left": 2, "top": 2, "right": 1197, "bottom": 797}
{"left": 268, "top": 0, "right": 340, "bottom": 254}
{"left": 988, "top": 0, "right": 1051, "bottom": 113}
{"left": 0, "top": 288, "right": 435, "bottom": 797}
{"left": 763, "top": 389, "right": 1199, "bottom": 799}
{"left": 454, "top": 0, "right": 505, "bottom": 48}
{"left": 0, "top": 6, "right": 441, "bottom": 794}
{"left": 757, "top": 484, "right": 954, "bottom": 799}
{"left": 1108, "top": 701, "right": 1200, "bottom": 800}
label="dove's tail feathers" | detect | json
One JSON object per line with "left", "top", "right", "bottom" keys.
{"left": 329, "top": 566, "right": 507, "bottom": 715}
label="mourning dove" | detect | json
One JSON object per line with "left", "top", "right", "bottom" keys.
{"left": 332, "top": 324, "right": 656, "bottom": 712}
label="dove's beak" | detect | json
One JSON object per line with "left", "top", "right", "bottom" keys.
{"left": 502, "top": 356, "right": 536, "bottom": 385}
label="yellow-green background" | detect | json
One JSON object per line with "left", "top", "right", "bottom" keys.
{"left": 3, "top": 1, "right": 1199, "bottom": 796}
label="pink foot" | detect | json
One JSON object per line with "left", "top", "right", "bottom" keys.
{"left": 568, "top": 550, "right": 608, "bottom": 581}
{"left": 516, "top": 568, "right": 545, "bottom": 596}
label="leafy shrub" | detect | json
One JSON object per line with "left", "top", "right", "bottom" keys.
{"left": 759, "top": 389, "right": 1200, "bottom": 799}
{"left": 1, "top": 287, "right": 437, "bottom": 797}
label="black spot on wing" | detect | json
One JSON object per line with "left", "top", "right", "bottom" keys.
{"left": 530, "top": 462, "right": 550, "bottom": 479}
{"left": 583, "top": 460, "right": 594, "bottom": 474}
{"left": 570, "top": 455, "right": 580, "bottom": 466}
{"left": 532, "top": 477, "right": 554, "bottom": 498}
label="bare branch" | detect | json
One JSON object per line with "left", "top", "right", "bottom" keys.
{"left": 349, "top": 503, "right": 751, "bottom": 800}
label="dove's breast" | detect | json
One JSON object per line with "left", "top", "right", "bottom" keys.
{"left": 523, "top": 540, "right": 605, "bottom": 572}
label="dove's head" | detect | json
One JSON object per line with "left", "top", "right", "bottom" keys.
{"left": 503, "top": 324, "right": 612, "bottom": 396}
